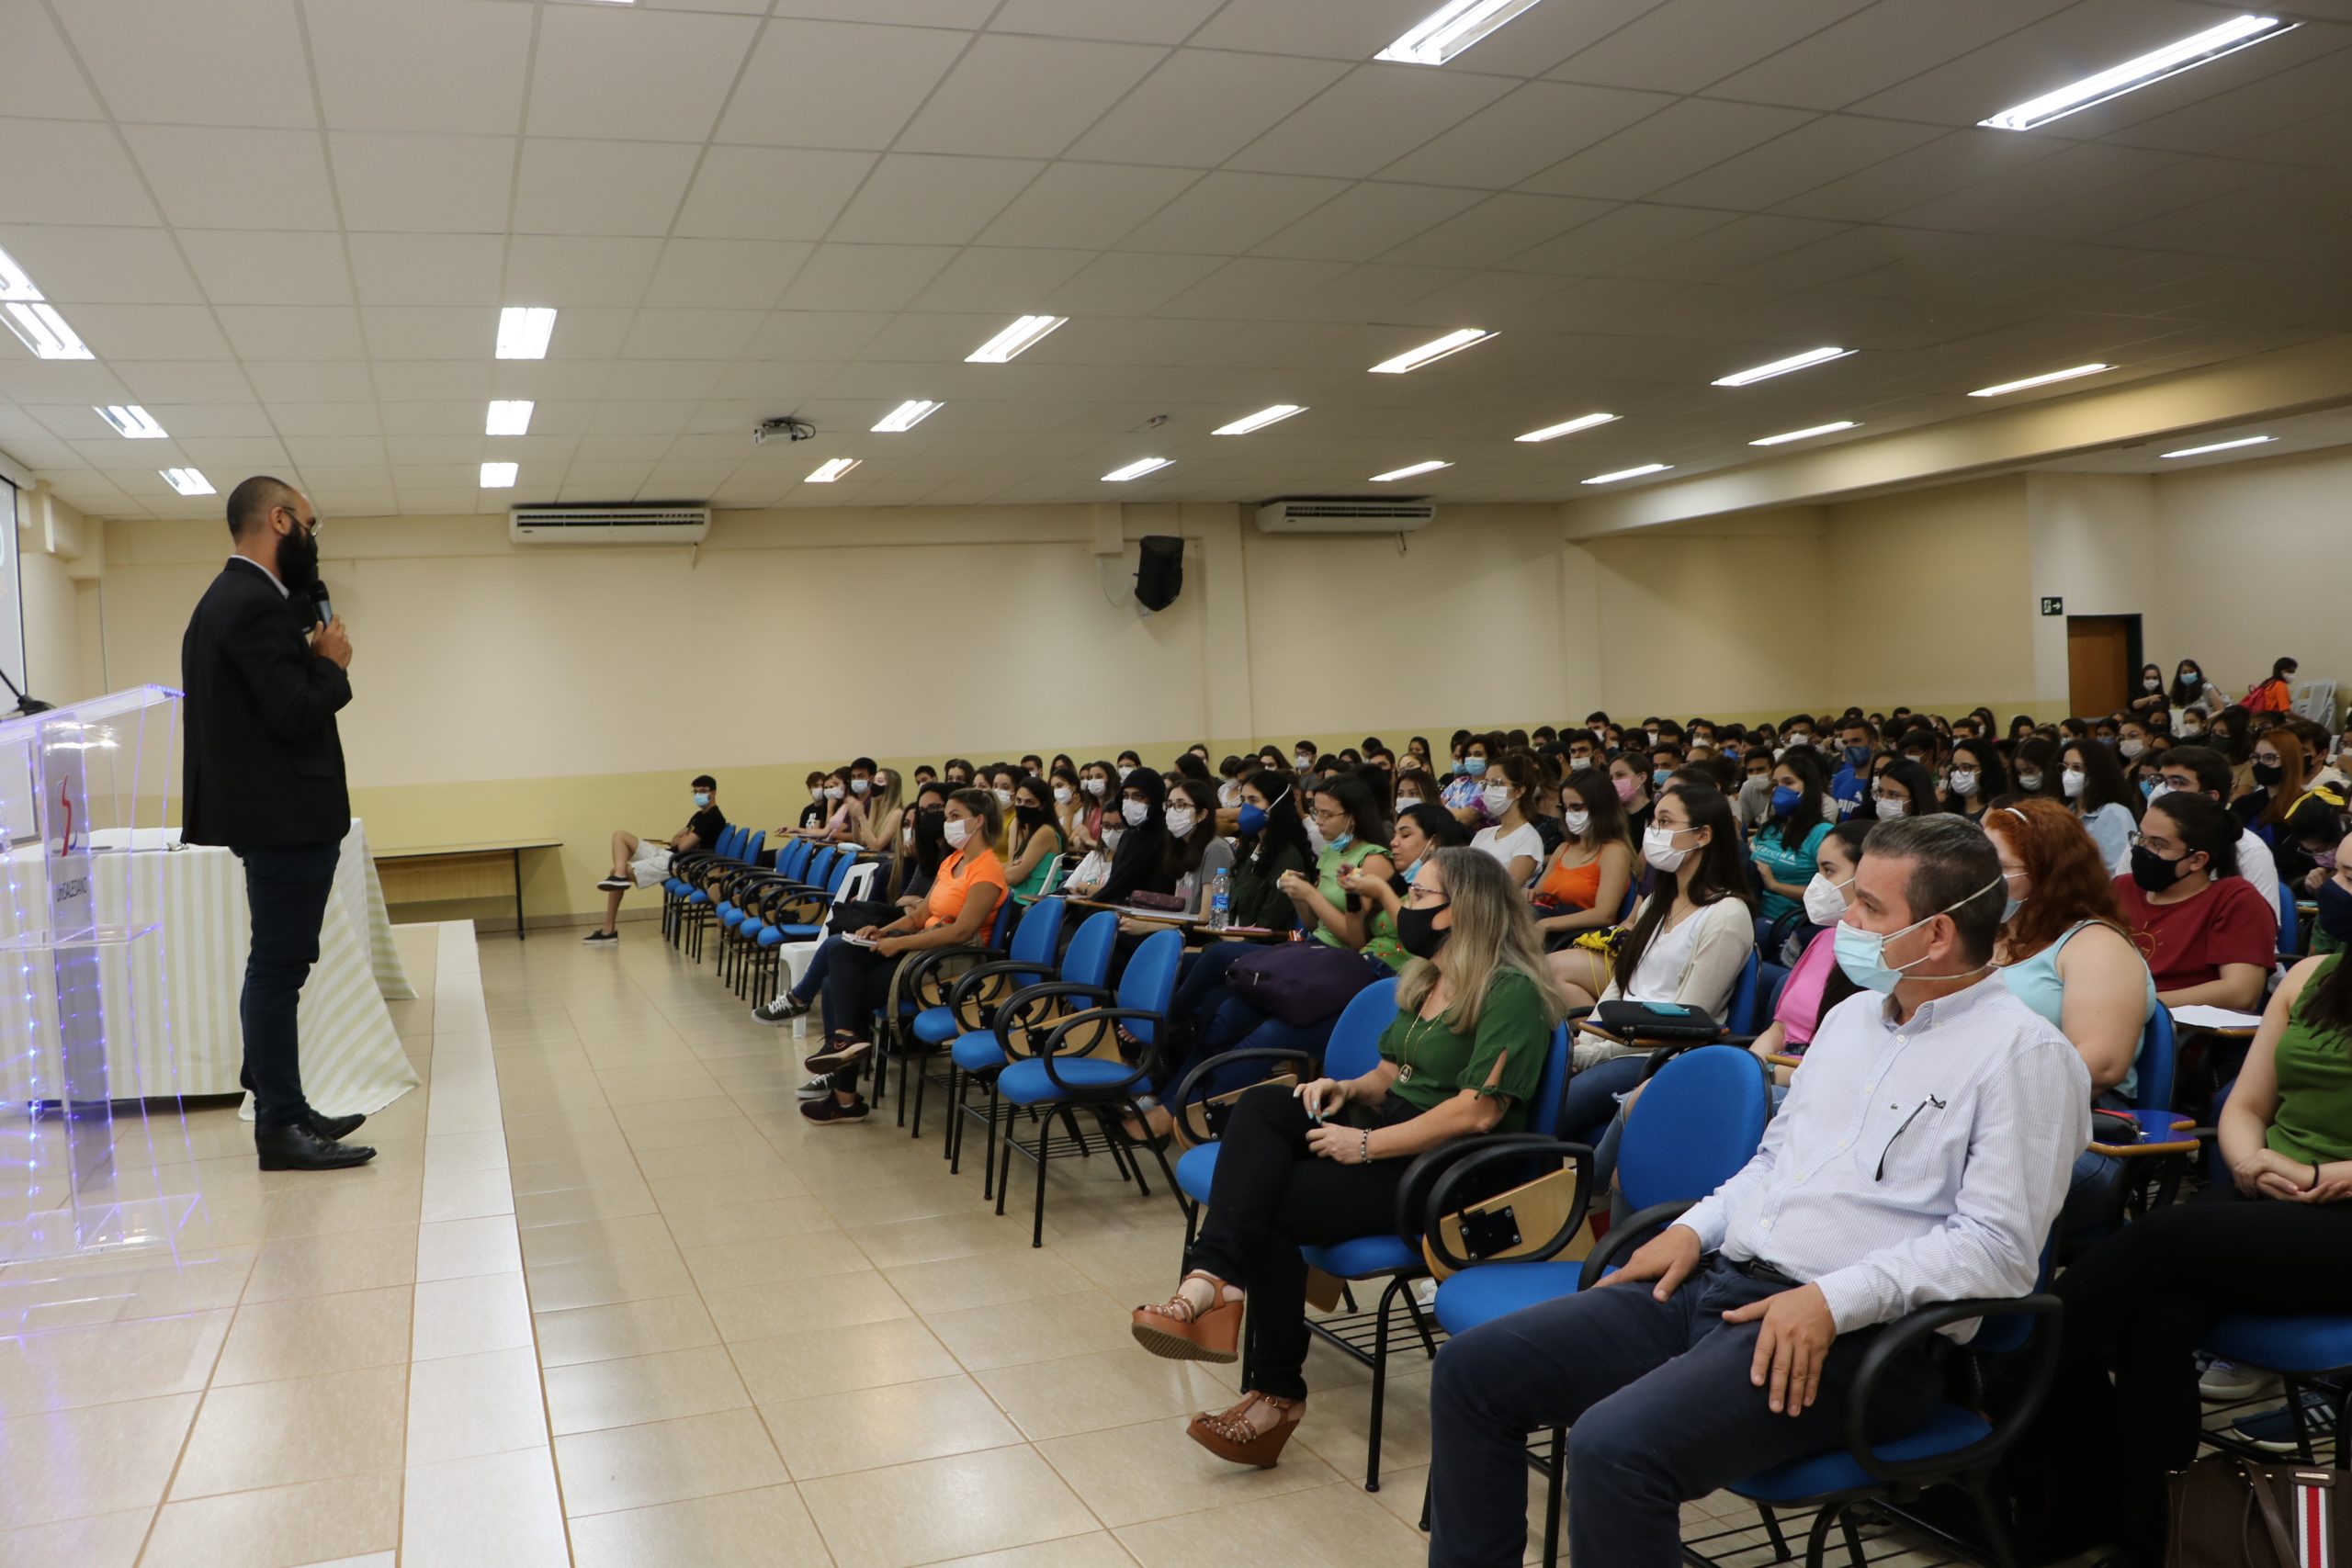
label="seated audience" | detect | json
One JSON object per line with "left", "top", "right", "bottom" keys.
{"left": 2238, "top": 728, "right": 2347, "bottom": 886}
{"left": 2052, "top": 943, "right": 2352, "bottom": 1566}
{"left": 2311, "top": 827, "right": 2352, "bottom": 952}
{"left": 1004, "top": 774, "right": 1063, "bottom": 905}
{"left": 2154, "top": 745, "right": 2279, "bottom": 914}
{"left": 1748, "top": 750, "right": 1832, "bottom": 925}
{"left": 2240, "top": 653, "right": 2300, "bottom": 713}
{"left": 1828, "top": 716, "right": 1875, "bottom": 818}
{"left": 2170, "top": 658, "right": 2224, "bottom": 719}
{"left": 2114, "top": 789, "right": 2276, "bottom": 1011}
{"left": 1155, "top": 778, "right": 1234, "bottom": 917}
{"left": 1274, "top": 773, "right": 1405, "bottom": 970}
{"left": 588, "top": 774, "right": 727, "bottom": 945}
{"left": 2062, "top": 737, "right": 2141, "bottom": 870}
{"left": 1468, "top": 749, "right": 1545, "bottom": 885}
{"left": 1343, "top": 802, "right": 1473, "bottom": 930}
{"left": 1611, "top": 751, "right": 1657, "bottom": 841}
{"left": 2128, "top": 662, "right": 2168, "bottom": 718}
{"left": 1426, "top": 815, "right": 2086, "bottom": 1568}
{"left": 1867, "top": 756, "right": 1939, "bottom": 822}
{"left": 2008, "top": 736, "right": 2061, "bottom": 802}
{"left": 1091, "top": 768, "right": 1174, "bottom": 905}
{"left": 1940, "top": 737, "right": 2007, "bottom": 823}
{"left": 1530, "top": 769, "right": 1635, "bottom": 945}
{"left": 1745, "top": 819, "right": 1871, "bottom": 1057}
{"left": 845, "top": 766, "right": 905, "bottom": 854}
{"left": 1129, "top": 848, "right": 1567, "bottom": 1466}
{"left": 791, "top": 770, "right": 829, "bottom": 831}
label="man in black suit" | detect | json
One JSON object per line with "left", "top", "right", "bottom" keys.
{"left": 181, "top": 475, "right": 376, "bottom": 1172}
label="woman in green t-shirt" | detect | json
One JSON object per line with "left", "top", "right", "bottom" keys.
{"left": 1127, "top": 847, "right": 1568, "bottom": 1470}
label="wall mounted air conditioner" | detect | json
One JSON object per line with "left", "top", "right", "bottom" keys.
{"left": 1253, "top": 498, "right": 1437, "bottom": 534}
{"left": 508, "top": 503, "right": 710, "bottom": 545}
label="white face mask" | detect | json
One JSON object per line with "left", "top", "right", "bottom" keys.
{"left": 2119, "top": 739, "right": 2144, "bottom": 760}
{"left": 1396, "top": 795, "right": 1420, "bottom": 815}
{"left": 943, "top": 817, "right": 971, "bottom": 849}
{"left": 824, "top": 785, "right": 843, "bottom": 802}
{"left": 1642, "top": 824, "right": 1694, "bottom": 874}
{"left": 1563, "top": 808, "right": 1590, "bottom": 837}
{"left": 1802, "top": 872, "right": 1851, "bottom": 928}
{"left": 2061, "top": 768, "right": 2086, "bottom": 800}
{"left": 1218, "top": 780, "right": 1241, "bottom": 807}
{"left": 1082, "top": 777, "right": 1106, "bottom": 798}
{"left": 809, "top": 786, "right": 825, "bottom": 802}
{"left": 1164, "top": 805, "right": 1197, "bottom": 838}
{"left": 2144, "top": 678, "right": 2161, "bottom": 692}
{"left": 1948, "top": 768, "right": 1977, "bottom": 797}
{"left": 1569, "top": 755, "right": 1590, "bottom": 772}
{"left": 1054, "top": 784, "right": 1073, "bottom": 805}
{"left": 2148, "top": 779, "right": 2177, "bottom": 802}
{"left": 1875, "top": 797, "right": 1910, "bottom": 818}
{"left": 1116, "top": 766, "right": 1135, "bottom": 782}
{"left": 1482, "top": 783, "right": 1511, "bottom": 816}
{"left": 2017, "top": 771, "right": 2043, "bottom": 791}
{"left": 850, "top": 777, "right": 871, "bottom": 795}
{"left": 1121, "top": 799, "right": 1149, "bottom": 827}
{"left": 992, "top": 788, "right": 1012, "bottom": 806}
{"left": 1305, "top": 818, "right": 1329, "bottom": 854}
{"left": 1294, "top": 752, "right": 1314, "bottom": 770}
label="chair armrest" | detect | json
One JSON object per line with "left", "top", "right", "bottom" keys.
{"left": 1036, "top": 1008, "right": 1163, "bottom": 1096}
{"left": 1170, "top": 1047, "right": 1317, "bottom": 1145}
{"left": 992, "top": 981, "right": 1114, "bottom": 1058}
{"left": 1577, "top": 1200, "right": 1697, "bottom": 1291}
{"left": 1845, "top": 1295, "right": 2064, "bottom": 1484}
{"left": 944, "top": 957, "right": 1047, "bottom": 1013}
{"left": 1765, "top": 1053, "right": 1804, "bottom": 1071}
{"left": 1415, "top": 1136, "right": 1596, "bottom": 1273}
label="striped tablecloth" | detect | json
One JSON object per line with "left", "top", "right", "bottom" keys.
{"left": 0, "top": 819, "right": 421, "bottom": 1117}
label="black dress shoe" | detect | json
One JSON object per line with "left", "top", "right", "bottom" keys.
{"left": 309, "top": 1111, "right": 366, "bottom": 1142}
{"left": 256, "top": 1121, "right": 378, "bottom": 1171}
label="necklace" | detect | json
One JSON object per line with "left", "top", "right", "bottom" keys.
{"left": 1393, "top": 999, "right": 1448, "bottom": 1083}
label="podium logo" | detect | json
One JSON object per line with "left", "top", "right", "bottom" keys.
{"left": 54, "top": 778, "right": 76, "bottom": 856}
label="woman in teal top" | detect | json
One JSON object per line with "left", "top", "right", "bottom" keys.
{"left": 1748, "top": 750, "right": 1832, "bottom": 925}
{"left": 1274, "top": 773, "right": 1408, "bottom": 972}
{"left": 1002, "top": 774, "right": 1063, "bottom": 905}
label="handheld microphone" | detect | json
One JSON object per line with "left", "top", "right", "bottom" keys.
{"left": 308, "top": 580, "right": 333, "bottom": 626}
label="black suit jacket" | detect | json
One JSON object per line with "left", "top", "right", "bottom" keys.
{"left": 181, "top": 559, "right": 353, "bottom": 849}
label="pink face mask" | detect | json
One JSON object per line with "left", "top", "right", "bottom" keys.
{"left": 1613, "top": 775, "right": 1641, "bottom": 805}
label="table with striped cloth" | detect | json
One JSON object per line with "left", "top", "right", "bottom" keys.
{"left": 0, "top": 818, "right": 421, "bottom": 1118}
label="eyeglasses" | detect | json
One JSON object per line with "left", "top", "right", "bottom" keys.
{"left": 1310, "top": 807, "right": 1348, "bottom": 822}
{"left": 1405, "top": 886, "right": 1451, "bottom": 908}
{"left": 2125, "top": 831, "right": 2183, "bottom": 856}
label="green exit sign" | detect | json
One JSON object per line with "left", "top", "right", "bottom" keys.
{"left": 2041, "top": 596, "right": 2064, "bottom": 616}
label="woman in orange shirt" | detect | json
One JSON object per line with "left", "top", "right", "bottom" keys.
{"left": 797, "top": 789, "right": 1008, "bottom": 1125}
{"left": 1531, "top": 767, "right": 1634, "bottom": 948}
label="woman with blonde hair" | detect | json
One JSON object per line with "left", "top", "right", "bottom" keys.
{"left": 847, "top": 766, "right": 905, "bottom": 855}
{"left": 1128, "top": 847, "right": 1567, "bottom": 1468}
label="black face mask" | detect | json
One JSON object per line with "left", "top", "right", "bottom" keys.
{"left": 2316, "top": 878, "right": 2352, "bottom": 944}
{"left": 1396, "top": 902, "right": 1451, "bottom": 960}
{"left": 2253, "top": 761, "right": 2285, "bottom": 787}
{"left": 1014, "top": 803, "right": 1048, "bottom": 829}
{"left": 2129, "top": 842, "right": 2192, "bottom": 893}
{"left": 277, "top": 521, "right": 320, "bottom": 592}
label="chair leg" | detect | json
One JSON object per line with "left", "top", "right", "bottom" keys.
{"left": 1836, "top": 1508, "right": 1869, "bottom": 1568}
{"left": 1541, "top": 1428, "right": 1565, "bottom": 1568}
{"left": 1029, "top": 1113, "right": 1049, "bottom": 1248}
{"left": 1758, "top": 1504, "right": 1793, "bottom": 1562}
{"left": 910, "top": 1056, "right": 928, "bottom": 1139}
{"left": 1802, "top": 1504, "right": 1839, "bottom": 1568}
{"left": 944, "top": 1067, "right": 963, "bottom": 1167}
{"left": 1365, "top": 1276, "right": 1397, "bottom": 1492}
{"left": 981, "top": 1080, "right": 1001, "bottom": 1201}
{"left": 1401, "top": 1285, "right": 1440, "bottom": 1361}
{"left": 994, "top": 1116, "right": 1013, "bottom": 1217}
{"left": 1966, "top": 1478, "right": 2019, "bottom": 1568}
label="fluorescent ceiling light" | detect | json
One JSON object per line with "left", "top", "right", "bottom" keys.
{"left": 1980, "top": 15, "right": 2294, "bottom": 131}
{"left": 1102, "top": 457, "right": 1171, "bottom": 482}
{"left": 1213, "top": 404, "right": 1306, "bottom": 435}
{"left": 1516, "top": 412, "right": 1618, "bottom": 443}
{"left": 0, "top": 245, "right": 40, "bottom": 302}
{"left": 95, "top": 404, "right": 168, "bottom": 439}
{"left": 1583, "top": 463, "right": 1671, "bottom": 485}
{"left": 4, "top": 301, "right": 93, "bottom": 360}
{"left": 480, "top": 461, "right": 518, "bottom": 488}
{"left": 1371, "top": 460, "right": 1451, "bottom": 481}
{"left": 1969, "top": 363, "right": 2112, "bottom": 398}
{"left": 2160, "top": 434, "right": 2274, "bottom": 458}
{"left": 494, "top": 306, "right": 557, "bottom": 360}
{"left": 806, "top": 457, "right": 860, "bottom": 483}
{"left": 1377, "top": 0, "right": 1549, "bottom": 64}
{"left": 160, "top": 468, "right": 213, "bottom": 497}
{"left": 1369, "top": 328, "right": 1496, "bottom": 374}
{"left": 1712, "top": 347, "right": 1851, "bottom": 387}
{"left": 485, "top": 400, "right": 534, "bottom": 435}
{"left": 871, "top": 400, "right": 941, "bottom": 433}
{"left": 1750, "top": 420, "right": 1859, "bottom": 446}
{"left": 966, "top": 315, "right": 1067, "bottom": 364}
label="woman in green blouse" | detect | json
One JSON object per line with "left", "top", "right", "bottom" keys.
{"left": 1128, "top": 847, "right": 1568, "bottom": 1469}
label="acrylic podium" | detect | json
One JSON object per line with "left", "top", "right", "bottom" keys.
{"left": 0, "top": 685, "right": 193, "bottom": 1260}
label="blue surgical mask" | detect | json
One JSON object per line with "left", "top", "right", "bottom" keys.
{"left": 1463, "top": 756, "right": 1487, "bottom": 777}
{"left": 1237, "top": 803, "right": 1268, "bottom": 836}
{"left": 1770, "top": 785, "right": 1800, "bottom": 817}
{"left": 1844, "top": 744, "right": 1871, "bottom": 770}
{"left": 1832, "top": 874, "right": 2005, "bottom": 994}
{"left": 1652, "top": 767, "right": 1672, "bottom": 786}
{"left": 693, "top": 792, "right": 711, "bottom": 808}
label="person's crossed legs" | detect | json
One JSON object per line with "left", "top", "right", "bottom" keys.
{"left": 1427, "top": 1258, "right": 1942, "bottom": 1568}
{"left": 594, "top": 829, "right": 660, "bottom": 936}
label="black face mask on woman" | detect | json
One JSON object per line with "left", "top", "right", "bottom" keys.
{"left": 2129, "top": 842, "right": 2194, "bottom": 894}
{"left": 2252, "top": 761, "right": 2285, "bottom": 788}
{"left": 1396, "top": 901, "right": 1451, "bottom": 960}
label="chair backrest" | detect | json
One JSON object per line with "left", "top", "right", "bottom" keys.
{"left": 1617, "top": 880, "right": 1638, "bottom": 922}
{"left": 2132, "top": 1004, "right": 2177, "bottom": 1112}
{"left": 1726, "top": 948, "right": 1762, "bottom": 1034}
{"left": 804, "top": 846, "right": 838, "bottom": 887}
{"left": 716, "top": 824, "right": 742, "bottom": 860}
{"left": 1617, "top": 1043, "right": 1771, "bottom": 1212}
{"left": 1113, "top": 928, "right": 1185, "bottom": 1043}
{"left": 1322, "top": 977, "right": 1402, "bottom": 1080}
{"left": 987, "top": 889, "right": 1017, "bottom": 949}
{"left": 836, "top": 860, "right": 881, "bottom": 905}
{"left": 2277, "top": 880, "right": 2299, "bottom": 953}
{"left": 1007, "top": 897, "right": 1064, "bottom": 972}
{"left": 1525, "top": 1022, "right": 1573, "bottom": 1138}
{"left": 1757, "top": 962, "right": 1791, "bottom": 1025}
{"left": 776, "top": 839, "right": 809, "bottom": 878}
{"left": 821, "top": 852, "right": 856, "bottom": 901}
{"left": 1062, "top": 910, "right": 1119, "bottom": 991}
{"left": 742, "top": 829, "right": 766, "bottom": 864}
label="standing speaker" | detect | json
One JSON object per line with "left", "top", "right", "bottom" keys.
{"left": 1134, "top": 536, "right": 1183, "bottom": 612}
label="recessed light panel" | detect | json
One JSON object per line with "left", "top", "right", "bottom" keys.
{"left": 1213, "top": 404, "right": 1306, "bottom": 435}
{"left": 495, "top": 307, "right": 557, "bottom": 360}
{"left": 1980, "top": 16, "right": 2293, "bottom": 131}
{"left": 1369, "top": 329, "right": 1496, "bottom": 374}
{"left": 485, "top": 400, "right": 534, "bottom": 435}
{"left": 1371, "top": 460, "right": 1451, "bottom": 481}
{"left": 1749, "top": 421, "right": 1859, "bottom": 446}
{"left": 871, "top": 400, "right": 941, "bottom": 433}
{"left": 1969, "top": 364, "right": 2112, "bottom": 398}
{"left": 1583, "top": 463, "right": 1671, "bottom": 485}
{"left": 807, "top": 457, "right": 861, "bottom": 482}
{"left": 967, "top": 315, "right": 1067, "bottom": 364}
{"left": 2160, "top": 435, "right": 2274, "bottom": 458}
{"left": 4, "top": 301, "right": 93, "bottom": 360}
{"left": 160, "top": 468, "right": 214, "bottom": 497}
{"left": 1712, "top": 347, "right": 1851, "bottom": 387}
{"left": 1515, "top": 412, "right": 1617, "bottom": 443}
{"left": 1377, "top": 0, "right": 1549, "bottom": 64}
{"left": 96, "top": 404, "right": 168, "bottom": 439}
{"left": 1102, "top": 457, "right": 1171, "bottom": 482}
{"left": 480, "top": 461, "right": 518, "bottom": 488}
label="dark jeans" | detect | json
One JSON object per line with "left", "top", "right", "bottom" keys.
{"left": 2053, "top": 1181, "right": 2352, "bottom": 1558}
{"left": 1560, "top": 1053, "right": 1647, "bottom": 1180}
{"left": 1429, "top": 1256, "right": 1942, "bottom": 1568}
{"left": 1184, "top": 1083, "right": 1421, "bottom": 1401}
{"left": 786, "top": 935, "right": 835, "bottom": 1004}
{"left": 236, "top": 841, "right": 342, "bottom": 1128}
{"left": 816, "top": 936, "right": 902, "bottom": 1090}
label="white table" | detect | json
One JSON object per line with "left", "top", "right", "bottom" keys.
{"left": 0, "top": 819, "right": 422, "bottom": 1117}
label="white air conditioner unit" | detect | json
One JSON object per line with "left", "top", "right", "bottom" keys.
{"left": 508, "top": 503, "right": 711, "bottom": 546}
{"left": 1253, "top": 498, "right": 1436, "bottom": 534}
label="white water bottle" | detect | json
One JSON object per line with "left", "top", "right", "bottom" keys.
{"left": 1207, "top": 866, "right": 1232, "bottom": 931}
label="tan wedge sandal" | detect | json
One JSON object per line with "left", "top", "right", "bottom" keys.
{"left": 1186, "top": 1391, "right": 1304, "bottom": 1468}
{"left": 1130, "top": 1270, "right": 1243, "bottom": 1363}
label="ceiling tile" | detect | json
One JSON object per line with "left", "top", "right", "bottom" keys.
{"left": 304, "top": 0, "right": 535, "bottom": 136}
{"left": 1062, "top": 49, "right": 1351, "bottom": 167}
{"left": 896, "top": 35, "right": 1168, "bottom": 159}
{"left": 0, "top": 6, "right": 106, "bottom": 119}
{"left": 1505, "top": 202, "right": 1739, "bottom": 274}
{"left": 828, "top": 155, "right": 1045, "bottom": 246}
{"left": 595, "top": 361, "right": 726, "bottom": 400}
{"left": 0, "top": 227, "right": 199, "bottom": 303}
{"left": 1705, "top": 0, "right": 2076, "bottom": 111}
{"left": 0, "top": 118, "right": 163, "bottom": 225}
{"left": 112, "top": 362, "right": 258, "bottom": 404}
{"left": 67, "top": 304, "right": 238, "bottom": 361}
{"left": 360, "top": 306, "right": 501, "bottom": 360}
{"left": 268, "top": 401, "right": 382, "bottom": 436}
{"left": 527, "top": 6, "right": 761, "bottom": 143}
{"left": 1548, "top": 0, "right": 1873, "bottom": 95}
{"left": 329, "top": 132, "right": 515, "bottom": 233}
{"left": 503, "top": 237, "right": 665, "bottom": 308}
{"left": 126, "top": 126, "right": 338, "bottom": 231}
{"left": 1378, "top": 81, "right": 1674, "bottom": 190}
{"left": 673, "top": 147, "right": 877, "bottom": 243}
{"left": 346, "top": 232, "right": 507, "bottom": 307}
{"left": 1186, "top": 0, "right": 1445, "bottom": 62}
{"left": 1378, "top": 193, "right": 1616, "bottom": 269}
{"left": 1252, "top": 183, "right": 1486, "bottom": 262}
{"left": 973, "top": 164, "right": 1199, "bottom": 250}
{"left": 243, "top": 361, "right": 376, "bottom": 402}
{"left": 617, "top": 310, "right": 770, "bottom": 360}
{"left": 491, "top": 360, "right": 616, "bottom": 401}
{"left": 1114, "top": 171, "right": 1351, "bottom": 255}
{"left": 1156, "top": 258, "right": 1352, "bottom": 321}
{"left": 374, "top": 362, "right": 493, "bottom": 401}
{"left": 1651, "top": 114, "right": 1947, "bottom": 211}
{"left": 747, "top": 312, "right": 893, "bottom": 361}
{"left": 56, "top": 0, "right": 312, "bottom": 128}
{"left": 715, "top": 18, "right": 969, "bottom": 150}
{"left": 775, "top": 245, "right": 958, "bottom": 311}
{"left": 644, "top": 241, "right": 813, "bottom": 310}
{"left": 1037, "top": 252, "right": 1227, "bottom": 315}
{"left": 216, "top": 306, "right": 368, "bottom": 362}
{"left": 179, "top": 231, "right": 353, "bottom": 306}
{"left": 283, "top": 437, "right": 389, "bottom": 467}
{"left": 1769, "top": 127, "right": 2071, "bottom": 222}
{"left": 512, "top": 140, "right": 700, "bottom": 237}
{"left": 1635, "top": 213, "right": 1854, "bottom": 283}
{"left": 908, "top": 248, "right": 1097, "bottom": 313}
{"left": 149, "top": 403, "right": 277, "bottom": 438}
{"left": 1228, "top": 64, "right": 1516, "bottom": 180}
{"left": 1517, "top": 98, "right": 1817, "bottom": 201}
{"left": 378, "top": 402, "right": 485, "bottom": 436}
{"left": 538, "top": 309, "right": 635, "bottom": 361}
{"left": 989, "top": 0, "right": 1224, "bottom": 45}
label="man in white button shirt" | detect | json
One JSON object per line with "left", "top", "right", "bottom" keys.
{"left": 1426, "top": 815, "right": 2089, "bottom": 1568}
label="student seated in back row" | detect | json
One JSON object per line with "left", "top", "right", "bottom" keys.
{"left": 585, "top": 773, "right": 725, "bottom": 946}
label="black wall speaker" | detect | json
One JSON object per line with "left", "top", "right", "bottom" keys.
{"left": 1135, "top": 536, "right": 1184, "bottom": 612}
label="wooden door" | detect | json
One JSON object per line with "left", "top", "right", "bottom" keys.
{"left": 2067, "top": 615, "right": 2133, "bottom": 718}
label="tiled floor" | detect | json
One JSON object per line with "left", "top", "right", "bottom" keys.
{"left": 0, "top": 919, "right": 2257, "bottom": 1565}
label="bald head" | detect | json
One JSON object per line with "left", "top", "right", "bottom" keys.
{"left": 226, "top": 475, "right": 304, "bottom": 540}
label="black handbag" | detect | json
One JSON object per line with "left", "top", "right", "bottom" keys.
{"left": 1592, "top": 998, "right": 1721, "bottom": 1042}
{"left": 1227, "top": 942, "right": 1382, "bottom": 1026}
{"left": 2169, "top": 1457, "right": 2349, "bottom": 1566}
{"left": 826, "top": 899, "right": 901, "bottom": 936}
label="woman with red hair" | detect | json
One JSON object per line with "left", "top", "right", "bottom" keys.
{"left": 1986, "top": 799, "right": 2157, "bottom": 1241}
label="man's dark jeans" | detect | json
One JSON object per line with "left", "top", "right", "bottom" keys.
{"left": 237, "top": 841, "right": 341, "bottom": 1127}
